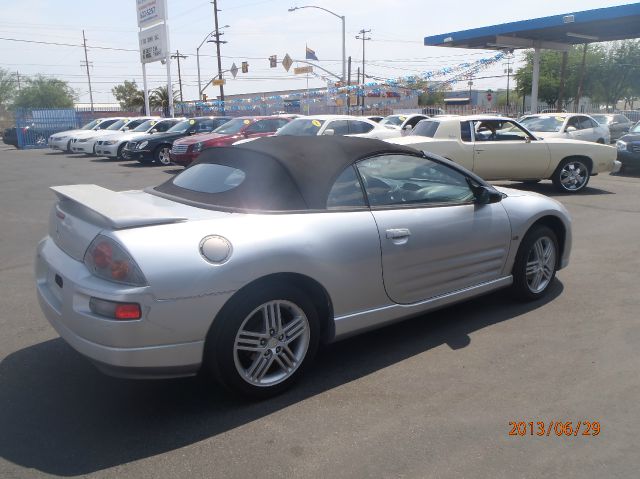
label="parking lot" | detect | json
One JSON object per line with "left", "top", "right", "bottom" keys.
{"left": 1, "top": 146, "right": 639, "bottom": 478}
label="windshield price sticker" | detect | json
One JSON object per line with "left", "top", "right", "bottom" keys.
{"left": 243, "top": 120, "right": 251, "bottom": 125}
{"left": 312, "top": 120, "right": 321, "bottom": 127}
{"left": 189, "top": 119, "right": 196, "bottom": 125}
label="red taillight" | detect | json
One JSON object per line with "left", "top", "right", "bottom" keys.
{"left": 93, "top": 241, "right": 112, "bottom": 268}
{"left": 110, "top": 260, "right": 130, "bottom": 280}
{"left": 114, "top": 303, "right": 141, "bottom": 320}
{"left": 90, "top": 297, "right": 141, "bottom": 320}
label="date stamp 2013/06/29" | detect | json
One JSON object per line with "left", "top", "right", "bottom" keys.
{"left": 508, "top": 421, "right": 601, "bottom": 437}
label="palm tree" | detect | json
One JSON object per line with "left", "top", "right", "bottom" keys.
{"left": 150, "top": 86, "right": 179, "bottom": 116}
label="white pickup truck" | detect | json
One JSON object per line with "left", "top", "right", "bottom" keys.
{"left": 387, "top": 115, "right": 619, "bottom": 193}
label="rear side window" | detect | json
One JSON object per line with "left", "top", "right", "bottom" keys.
{"left": 411, "top": 120, "right": 439, "bottom": 138}
{"left": 348, "top": 121, "right": 374, "bottom": 134}
{"left": 327, "top": 120, "right": 349, "bottom": 135}
{"left": 173, "top": 163, "right": 246, "bottom": 193}
{"left": 460, "top": 121, "right": 472, "bottom": 142}
{"left": 327, "top": 166, "right": 366, "bottom": 208}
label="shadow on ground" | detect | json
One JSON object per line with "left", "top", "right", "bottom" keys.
{"left": 0, "top": 282, "right": 563, "bottom": 476}
{"left": 493, "top": 180, "right": 614, "bottom": 197}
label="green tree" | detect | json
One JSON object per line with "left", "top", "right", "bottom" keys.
{"left": 589, "top": 40, "right": 640, "bottom": 111}
{"left": 419, "top": 89, "right": 445, "bottom": 106}
{"left": 0, "top": 68, "right": 18, "bottom": 106}
{"left": 12, "top": 75, "right": 75, "bottom": 109}
{"left": 112, "top": 80, "right": 144, "bottom": 110}
{"left": 150, "top": 85, "right": 179, "bottom": 116}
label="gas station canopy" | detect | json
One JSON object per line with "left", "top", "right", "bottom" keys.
{"left": 424, "top": 3, "right": 640, "bottom": 50}
{"left": 423, "top": 3, "right": 640, "bottom": 112}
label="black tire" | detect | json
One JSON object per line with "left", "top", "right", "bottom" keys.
{"left": 511, "top": 225, "right": 559, "bottom": 302}
{"left": 204, "top": 284, "right": 320, "bottom": 399}
{"left": 153, "top": 144, "right": 172, "bottom": 165}
{"left": 116, "top": 143, "right": 126, "bottom": 160}
{"left": 65, "top": 139, "right": 72, "bottom": 152}
{"left": 551, "top": 158, "right": 591, "bottom": 193}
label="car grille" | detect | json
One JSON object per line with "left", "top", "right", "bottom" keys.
{"left": 631, "top": 142, "right": 640, "bottom": 153}
{"left": 171, "top": 144, "right": 188, "bottom": 155}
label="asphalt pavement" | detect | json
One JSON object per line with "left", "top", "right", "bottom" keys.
{"left": 0, "top": 146, "right": 639, "bottom": 478}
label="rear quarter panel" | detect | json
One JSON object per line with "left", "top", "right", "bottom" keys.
{"left": 544, "top": 140, "right": 617, "bottom": 176}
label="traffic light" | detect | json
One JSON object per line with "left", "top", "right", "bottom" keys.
{"left": 269, "top": 55, "right": 277, "bottom": 68}
{"left": 241, "top": 61, "right": 249, "bottom": 73}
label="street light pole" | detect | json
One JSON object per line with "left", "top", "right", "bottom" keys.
{"left": 288, "top": 5, "right": 346, "bottom": 84}
{"left": 356, "top": 29, "right": 371, "bottom": 113}
{"left": 196, "top": 25, "right": 229, "bottom": 100}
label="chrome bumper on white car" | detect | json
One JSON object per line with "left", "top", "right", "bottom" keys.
{"left": 70, "top": 138, "right": 96, "bottom": 154}
{"left": 35, "top": 237, "right": 232, "bottom": 378}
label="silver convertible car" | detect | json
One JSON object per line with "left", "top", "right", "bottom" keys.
{"left": 36, "top": 136, "right": 571, "bottom": 397}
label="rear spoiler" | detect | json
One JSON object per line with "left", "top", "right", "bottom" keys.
{"left": 51, "top": 184, "right": 187, "bottom": 229}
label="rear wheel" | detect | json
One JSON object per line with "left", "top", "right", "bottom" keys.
{"left": 552, "top": 158, "right": 590, "bottom": 193}
{"left": 204, "top": 284, "right": 319, "bottom": 398}
{"left": 153, "top": 145, "right": 172, "bottom": 165}
{"left": 511, "top": 225, "right": 558, "bottom": 301}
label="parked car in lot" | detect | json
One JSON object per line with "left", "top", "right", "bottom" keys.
{"left": 387, "top": 115, "right": 619, "bottom": 193}
{"left": 519, "top": 113, "right": 610, "bottom": 143}
{"left": 170, "top": 116, "right": 283, "bottom": 167}
{"left": 616, "top": 121, "right": 640, "bottom": 173}
{"left": 590, "top": 113, "right": 633, "bottom": 142}
{"left": 254, "top": 114, "right": 402, "bottom": 140}
{"left": 49, "top": 118, "right": 124, "bottom": 152}
{"left": 70, "top": 117, "right": 157, "bottom": 155}
{"left": 95, "top": 118, "right": 182, "bottom": 160}
{"left": 2, "top": 127, "right": 20, "bottom": 148}
{"left": 379, "top": 113, "right": 430, "bottom": 134}
{"left": 35, "top": 136, "right": 571, "bottom": 397}
{"left": 123, "top": 117, "right": 226, "bottom": 165}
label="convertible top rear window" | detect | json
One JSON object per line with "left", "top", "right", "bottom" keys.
{"left": 173, "top": 164, "right": 246, "bottom": 194}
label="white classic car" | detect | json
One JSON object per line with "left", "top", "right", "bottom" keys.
{"left": 387, "top": 116, "right": 620, "bottom": 192}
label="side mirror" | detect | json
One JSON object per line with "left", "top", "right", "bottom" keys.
{"left": 188, "top": 130, "right": 196, "bottom": 135}
{"left": 472, "top": 185, "right": 503, "bottom": 204}
{"left": 403, "top": 124, "right": 413, "bottom": 130}
{"left": 565, "top": 126, "right": 577, "bottom": 133}
{"left": 149, "top": 129, "right": 157, "bottom": 134}
{"left": 323, "top": 128, "right": 335, "bottom": 136}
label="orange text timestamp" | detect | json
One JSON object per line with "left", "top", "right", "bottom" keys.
{"left": 508, "top": 420, "right": 601, "bottom": 437}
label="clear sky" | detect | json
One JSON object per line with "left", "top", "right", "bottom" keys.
{"left": 0, "top": 0, "right": 633, "bottom": 103}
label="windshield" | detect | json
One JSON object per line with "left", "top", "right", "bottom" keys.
{"left": 133, "top": 120, "right": 157, "bottom": 132}
{"left": 213, "top": 118, "right": 251, "bottom": 135}
{"left": 167, "top": 120, "right": 193, "bottom": 133}
{"left": 275, "top": 118, "right": 325, "bottom": 136}
{"left": 630, "top": 122, "right": 640, "bottom": 133}
{"left": 410, "top": 120, "right": 439, "bottom": 137}
{"left": 106, "top": 119, "right": 128, "bottom": 131}
{"left": 519, "top": 116, "right": 565, "bottom": 132}
{"left": 590, "top": 115, "right": 610, "bottom": 124}
{"left": 81, "top": 119, "right": 100, "bottom": 130}
{"left": 380, "top": 115, "right": 405, "bottom": 127}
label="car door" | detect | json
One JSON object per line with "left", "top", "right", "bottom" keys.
{"left": 472, "top": 119, "right": 551, "bottom": 180}
{"left": 356, "top": 153, "right": 512, "bottom": 304}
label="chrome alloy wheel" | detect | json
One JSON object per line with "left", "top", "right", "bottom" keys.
{"left": 525, "top": 236, "right": 556, "bottom": 294}
{"left": 157, "top": 146, "right": 172, "bottom": 165}
{"left": 233, "top": 300, "right": 310, "bottom": 387}
{"left": 559, "top": 161, "right": 588, "bottom": 191}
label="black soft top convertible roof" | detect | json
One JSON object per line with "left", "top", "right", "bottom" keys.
{"left": 153, "top": 136, "right": 421, "bottom": 211}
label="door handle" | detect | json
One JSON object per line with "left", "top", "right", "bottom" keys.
{"left": 386, "top": 228, "right": 411, "bottom": 239}
{"left": 475, "top": 148, "right": 485, "bottom": 152}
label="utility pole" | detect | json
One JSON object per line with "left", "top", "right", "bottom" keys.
{"left": 356, "top": 67, "right": 360, "bottom": 112}
{"left": 81, "top": 30, "right": 94, "bottom": 113}
{"left": 347, "top": 56, "right": 352, "bottom": 114}
{"left": 356, "top": 29, "right": 371, "bottom": 113}
{"left": 502, "top": 50, "right": 514, "bottom": 113}
{"left": 171, "top": 50, "right": 187, "bottom": 102}
{"left": 575, "top": 44, "right": 588, "bottom": 113}
{"left": 212, "top": 0, "right": 227, "bottom": 114}
{"left": 557, "top": 51, "right": 568, "bottom": 112}
{"left": 15, "top": 71, "right": 21, "bottom": 91}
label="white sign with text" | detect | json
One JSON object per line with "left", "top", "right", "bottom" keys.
{"left": 136, "top": 0, "right": 166, "bottom": 28}
{"left": 138, "top": 23, "right": 167, "bottom": 64}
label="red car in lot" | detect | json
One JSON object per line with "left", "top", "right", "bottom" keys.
{"left": 170, "top": 116, "right": 291, "bottom": 166}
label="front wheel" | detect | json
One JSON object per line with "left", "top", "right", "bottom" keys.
{"left": 511, "top": 225, "right": 558, "bottom": 301}
{"left": 153, "top": 145, "right": 172, "bottom": 165}
{"left": 552, "top": 158, "right": 590, "bottom": 193}
{"left": 205, "top": 285, "right": 319, "bottom": 398}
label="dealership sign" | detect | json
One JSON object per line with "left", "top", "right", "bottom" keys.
{"left": 138, "top": 23, "right": 167, "bottom": 64}
{"left": 136, "top": 0, "right": 166, "bottom": 28}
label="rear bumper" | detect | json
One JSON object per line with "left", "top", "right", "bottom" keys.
{"left": 35, "top": 236, "right": 232, "bottom": 378}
